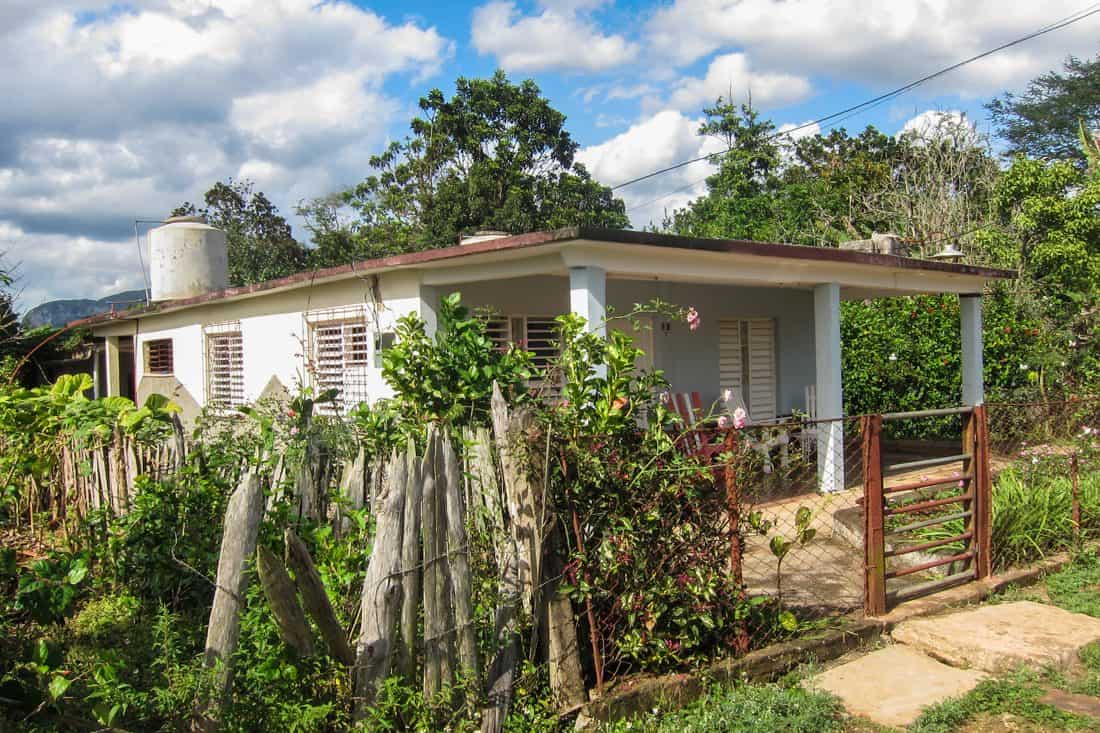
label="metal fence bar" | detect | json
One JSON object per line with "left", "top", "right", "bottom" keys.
{"left": 885, "top": 530, "right": 974, "bottom": 558}
{"left": 887, "top": 551, "right": 976, "bottom": 580}
{"left": 884, "top": 472, "right": 973, "bottom": 495}
{"left": 972, "top": 405, "right": 993, "bottom": 579}
{"left": 886, "top": 571, "right": 974, "bottom": 605}
{"left": 882, "top": 406, "right": 974, "bottom": 421}
{"left": 885, "top": 453, "right": 971, "bottom": 474}
{"left": 885, "top": 492, "right": 973, "bottom": 516}
{"left": 886, "top": 510, "right": 972, "bottom": 537}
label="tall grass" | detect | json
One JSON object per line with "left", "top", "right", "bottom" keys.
{"left": 914, "top": 465, "right": 1100, "bottom": 571}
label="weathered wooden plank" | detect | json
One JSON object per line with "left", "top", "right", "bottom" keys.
{"left": 442, "top": 432, "right": 480, "bottom": 682}
{"left": 862, "top": 414, "right": 886, "bottom": 616}
{"left": 420, "top": 433, "right": 442, "bottom": 699}
{"left": 354, "top": 450, "right": 406, "bottom": 715}
{"left": 285, "top": 529, "right": 355, "bottom": 666}
{"left": 397, "top": 438, "right": 422, "bottom": 681}
{"left": 543, "top": 530, "right": 586, "bottom": 710}
{"left": 490, "top": 384, "right": 537, "bottom": 616}
{"left": 195, "top": 473, "right": 265, "bottom": 731}
{"left": 257, "top": 544, "right": 315, "bottom": 657}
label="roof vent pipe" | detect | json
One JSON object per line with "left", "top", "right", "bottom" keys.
{"left": 459, "top": 230, "right": 511, "bottom": 245}
{"left": 148, "top": 215, "right": 228, "bottom": 301}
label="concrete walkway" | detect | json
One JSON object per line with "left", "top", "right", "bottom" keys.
{"left": 806, "top": 601, "right": 1100, "bottom": 728}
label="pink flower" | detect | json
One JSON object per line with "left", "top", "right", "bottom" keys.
{"left": 686, "top": 306, "right": 701, "bottom": 332}
{"left": 732, "top": 407, "right": 748, "bottom": 430}
{"left": 718, "top": 415, "right": 731, "bottom": 429}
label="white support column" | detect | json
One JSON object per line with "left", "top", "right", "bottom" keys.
{"left": 960, "top": 294, "right": 984, "bottom": 406}
{"left": 814, "top": 283, "right": 845, "bottom": 493}
{"left": 92, "top": 344, "right": 103, "bottom": 399}
{"left": 569, "top": 266, "right": 606, "bottom": 336}
{"left": 104, "top": 336, "right": 122, "bottom": 397}
{"left": 419, "top": 285, "right": 440, "bottom": 337}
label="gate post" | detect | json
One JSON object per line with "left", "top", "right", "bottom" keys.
{"left": 862, "top": 414, "right": 886, "bottom": 616}
{"left": 971, "top": 405, "right": 993, "bottom": 579}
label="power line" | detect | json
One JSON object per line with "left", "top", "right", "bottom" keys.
{"left": 612, "top": 3, "right": 1100, "bottom": 195}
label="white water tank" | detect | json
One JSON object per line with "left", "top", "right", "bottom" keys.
{"left": 149, "top": 215, "right": 228, "bottom": 301}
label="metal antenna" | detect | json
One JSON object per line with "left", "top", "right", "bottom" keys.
{"left": 134, "top": 220, "right": 151, "bottom": 304}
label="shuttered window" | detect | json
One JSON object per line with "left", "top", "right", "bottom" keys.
{"left": 719, "top": 318, "right": 777, "bottom": 421}
{"left": 307, "top": 313, "right": 370, "bottom": 415}
{"left": 483, "top": 315, "right": 561, "bottom": 396}
{"left": 146, "top": 339, "right": 173, "bottom": 375}
{"left": 204, "top": 324, "right": 244, "bottom": 408}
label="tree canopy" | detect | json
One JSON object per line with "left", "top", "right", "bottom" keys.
{"left": 987, "top": 55, "right": 1100, "bottom": 164}
{"left": 172, "top": 179, "right": 307, "bottom": 287}
{"left": 302, "top": 71, "right": 628, "bottom": 268}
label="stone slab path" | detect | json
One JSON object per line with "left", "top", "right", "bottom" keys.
{"left": 807, "top": 601, "right": 1100, "bottom": 728}
{"left": 892, "top": 601, "right": 1100, "bottom": 673}
{"left": 807, "top": 645, "right": 986, "bottom": 728}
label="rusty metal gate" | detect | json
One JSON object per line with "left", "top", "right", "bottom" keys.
{"left": 862, "top": 405, "right": 993, "bottom": 615}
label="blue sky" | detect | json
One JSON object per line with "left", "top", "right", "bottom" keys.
{"left": 2, "top": 0, "right": 1098, "bottom": 309}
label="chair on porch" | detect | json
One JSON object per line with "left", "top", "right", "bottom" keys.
{"left": 800, "top": 385, "right": 819, "bottom": 454}
{"left": 719, "top": 388, "right": 792, "bottom": 472}
{"left": 662, "top": 391, "right": 723, "bottom": 459}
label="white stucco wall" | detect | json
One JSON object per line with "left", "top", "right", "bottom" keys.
{"left": 452, "top": 275, "right": 817, "bottom": 414}
{"left": 134, "top": 324, "right": 204, "bottom": 403}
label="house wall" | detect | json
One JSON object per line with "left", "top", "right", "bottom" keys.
{"left": 452, "top": 276, "right": 817, "bottom": 415}
{"left": 125, "top": 271, "right": 423, "bottom": 412}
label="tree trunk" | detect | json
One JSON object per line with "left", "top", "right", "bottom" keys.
{"left": 257, "top": 545, "right": 314, "bottom": 657}
{"left": 285, "top": 529, "right": 355, "bottom": 666}
{"left": 354, "top": 451, "right": 406, "bottom": 716}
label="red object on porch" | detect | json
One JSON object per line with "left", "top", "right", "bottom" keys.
{"left": 663, "top": 391, "right": 723, "bottom": 460}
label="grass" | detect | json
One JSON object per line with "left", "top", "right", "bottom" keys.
{"left": 909, "top": 669, "right": 1096, "bottom": 732}
{"left": 597, "top": 680, "right": 850, "bottom": 733}
{"left": 1047, "top": 550, "right": 1100, "bottom": 617}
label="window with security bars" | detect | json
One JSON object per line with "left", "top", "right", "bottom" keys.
{"left": 145, "top": 339, "right": 173, "bottom": 375}
{"left": 483, "top": 315, "right": 561, "bottom": 396}
{"left": 205, "top": 326, "right": 244, "bottom": 408}
{"left": 308, "top": 316, "right": 370, "bottom": 415}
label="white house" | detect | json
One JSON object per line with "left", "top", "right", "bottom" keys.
{"left": 79, "top": 219, "right": 1012, "bottom": 491}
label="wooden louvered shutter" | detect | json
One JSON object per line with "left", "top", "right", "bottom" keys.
{"left": 747, "top": 318, "right": 776, "bottom": 420}
{"left": 719, "top": 318, "right": 743, "bottom": 398}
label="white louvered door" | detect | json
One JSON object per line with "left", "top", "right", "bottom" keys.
{"left": 746, "top": 318, "right": 776, "bottom": 420}
{"left": 718, "top": 317, "right": 776, "bottom": 421}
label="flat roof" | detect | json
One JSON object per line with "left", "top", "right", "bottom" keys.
{"left": 76, "top": 226, "right": 1014, "bottom": 328}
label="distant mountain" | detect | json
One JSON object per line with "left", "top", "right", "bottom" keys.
{"left": 22, "top": 290, "right": 148, "bottom": 329}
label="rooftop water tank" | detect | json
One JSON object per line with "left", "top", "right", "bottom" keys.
{"left": 149, "top": 215, "right": 228, "bottom": 301}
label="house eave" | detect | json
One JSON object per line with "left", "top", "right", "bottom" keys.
{"left": 76, "top": 226, "right": 1014, "bottom": 331}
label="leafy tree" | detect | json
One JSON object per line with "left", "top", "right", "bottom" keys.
{"left": 668, "top": 101, "right": 786, "bottom": 241}
{"left": 172, "top": 179, "right": 306, "bottom": 286}
{"left": 987, "top": 55, "right": 1100, "bottom": 164}
{"left": 300, "top": 71, "right": 628, "bottom": 266}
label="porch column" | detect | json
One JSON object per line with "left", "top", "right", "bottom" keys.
{"left": 104, "top": 336, "right": 122, "bottom": 397}
{"left": 960, "top": 294, "right": 984, "bottom": 406}
{"left": 419, "top": 285, "right": 440, "bottom": 337}
{"left": 814, "top": 283, "right": 844, "bottom": 493}
{"left": 569, "top": 266, "right": 606, "bottom": 336}
{"left": 92, "top": 344, "right": 103, "bottom": 399}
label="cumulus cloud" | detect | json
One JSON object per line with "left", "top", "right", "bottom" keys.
{"left": 0, "top": 0, "right": 449, "bottom": 307}
{"left": 577, "top": 109, "right": 724, "bottom": 228}
{"left": 471, "top": 0, "right": 637, "bottom": 72}
{"left": 667, "top": 53, "right": 813, "bottom": 112}
{"left": 645, "top": 0, "right": 1097, "bottom": 95}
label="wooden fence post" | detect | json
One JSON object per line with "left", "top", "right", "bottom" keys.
{"left": 257, "top": 545, "right": 315, "bottom": 658}
{"left": 972, "top": 405, "right": 993, "bottom": 579}
{"left": 397, "top": 439, "right": 423, "bottom": 680}
{"left": 285, "top": 529, "right": 355, "bottom": 666}
{"left": 354, "top": 450, "right": 406, "bottom": 715}
{"left": 442, "top": 432, "right": 480, "bottom": 682}
{"left": 862, "top": 414, "right": 886, "bottom": 616}
{"left": 194, "top": 472, "right": 265, "bottom": 731}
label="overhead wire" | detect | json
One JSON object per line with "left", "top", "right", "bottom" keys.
{"left": 614, "top": 1, "right": 1100, "bottom": 207}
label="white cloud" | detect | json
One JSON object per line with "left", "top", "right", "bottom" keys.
{"left": 471, "top": 0, "right": 637, "bottom": 72}
{"left": 0, "top": 0, "right": 450, "bottom": 307}
{"left": 645, "top": 0, "right": 1099, "bottom": 96}
{"left": 667, "top": 53, "right": 812, "bottom": 112}
{"left": 577, "top": 109, "right": 724, "bottom": 228}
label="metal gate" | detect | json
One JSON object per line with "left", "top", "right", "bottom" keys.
{"left": 862, "top": 405, "right": 993, "bottom": 615}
